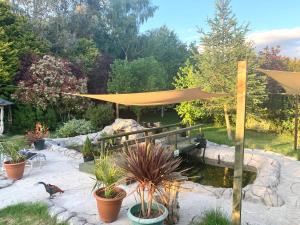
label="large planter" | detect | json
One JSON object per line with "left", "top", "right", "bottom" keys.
{"left": 94, "top": 187, "right": 126, "bottom": 223}
{"left": 34, "top": 139, "right": 45, "bottom": 150}
{"left": 4, "top": 160, "right": 26, "bottom": 180}
{"left": 127, "top": 203, "right": 168, "bottom": 225}
{"left": 83, "top": 155, "right": 94, "bottom": 162}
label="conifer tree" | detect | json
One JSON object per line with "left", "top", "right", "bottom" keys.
{"left": 174, "top": 0, "right": 267, "bottom": 139}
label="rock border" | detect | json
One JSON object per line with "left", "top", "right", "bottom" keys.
{"left": 46, "top": 139, "right": 284, "bottom": 208}
{"left": 42, "top": 199, "right": 104, "bottom": 225}
{"left": 185, "top": 141, "right": 284, "bottom": 207}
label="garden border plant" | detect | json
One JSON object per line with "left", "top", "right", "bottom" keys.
{"left": 0, "top": 142, "right": 26, "bottom": 180}
{"left": 25, "top": 122, "right": 49, "bottom": 150}
{"left": 118, "top": 143, "right": 182, "bottom": 225}
{"left": 93, "top": 152, "right": 126, "bottom": 223}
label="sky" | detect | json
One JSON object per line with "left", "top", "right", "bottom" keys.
{"left": 141, "top": 0, "right": 300, "bottom": 58}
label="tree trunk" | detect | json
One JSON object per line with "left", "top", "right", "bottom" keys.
{"left": 224, "top": 104, "right": 233, "bottom": 140}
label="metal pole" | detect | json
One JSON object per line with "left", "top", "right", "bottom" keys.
{"left": 294, "top": 94, "right": 299, "bottom": 150}
{"left": 232, "top": 61, "right": 247, "bottom": 225}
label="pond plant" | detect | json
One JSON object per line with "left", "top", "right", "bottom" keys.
{"left": 25, "top": 122, "right": 49, "bottom": 150}
{"left": 118, "top": 143, "right": 182, "bottom": 225}
{"left": 93, "top": 152, "right": 126, "bottom": 223}
{"left": 0, "top": 142, "right": 26, "bottom": 180}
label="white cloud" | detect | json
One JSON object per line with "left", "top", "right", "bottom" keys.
{"left": 247, "top": 27, "right": 300, "bottom": 58}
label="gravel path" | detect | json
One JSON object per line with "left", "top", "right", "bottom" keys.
{"left": 0, "top": 143, "right": 299, "bottom": 225}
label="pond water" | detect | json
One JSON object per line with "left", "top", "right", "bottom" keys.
{"left": 179, "top": 154, "right": 257, "bottom": 188}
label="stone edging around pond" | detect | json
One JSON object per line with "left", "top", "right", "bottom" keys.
{"left": 41, "top": 199, "right": 104, "bottom": 225}
{"left": 185, "top": 141, "right": 284, "bottom": 207}
{"left": 47, "top": 139, "right": 285, "bottom": 208}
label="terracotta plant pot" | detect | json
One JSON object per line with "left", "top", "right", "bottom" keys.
{"left": 94, "top": 187, "right": 126, "bottom": 223}
{"left": 4, "top": 160, "right": 26, "bottom": 180}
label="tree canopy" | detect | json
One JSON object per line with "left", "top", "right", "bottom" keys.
{"left": 174, "top": 0, "right": 267, "bottom": 135}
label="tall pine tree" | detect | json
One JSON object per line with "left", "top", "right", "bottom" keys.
{"left": 174, "top": 0, "right": 267, "bottom": 139}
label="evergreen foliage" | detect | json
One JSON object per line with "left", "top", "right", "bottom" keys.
{"left": 174, "top": 0, "right": 267, "bottom": 130}
{"left": 85, "top": 104, "right": 115, "bottom": 129}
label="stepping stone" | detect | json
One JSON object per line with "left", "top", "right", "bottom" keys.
{"left": 0, "top": 179, "right": 14, "bottom": 189}
{"left": 56, "top": 211, "right": 76, "bottom": 223}
{"left": 48, "top": 206, "right": 66, "bottom": 217}
{"left": 68, "top": 216, "right": 87, "bottom": 225}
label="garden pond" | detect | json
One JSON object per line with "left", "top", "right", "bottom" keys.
{"left": 179, "top": 154, "right": 257, "bottom": 188}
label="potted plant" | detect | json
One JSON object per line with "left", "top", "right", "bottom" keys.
{"left": 82, "top": 137, "right": 94, "bottom": 162}
{"left": 25, "top": 122, "right": 49, "bottom": 150}
{"left": 118, "top": 143, "right": 182, "bottom": 225}
{"left": 93, "top": 153, "right": 126, "bottom": 223}
{"left": 0, "top": 142, "right": 26, "bottom": 180}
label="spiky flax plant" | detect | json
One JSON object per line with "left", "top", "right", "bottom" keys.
{"left": 118, "top": 143, "right": 182, "bottom": 218}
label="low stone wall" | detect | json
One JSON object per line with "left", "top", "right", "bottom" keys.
{"left": 185, "top": 142, "right": 284, "bottom": 207}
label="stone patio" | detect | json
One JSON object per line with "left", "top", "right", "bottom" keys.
{"left": 0, "top": 138, "right": 300, "bottom": 225}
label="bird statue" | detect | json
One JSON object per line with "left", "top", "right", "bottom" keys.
{"left": 37, "top": 182, "right": 64, "bottom": 199}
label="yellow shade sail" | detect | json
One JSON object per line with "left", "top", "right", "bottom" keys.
{"left": 258, "top": 69, "right": 300, "bottom": 95}
{"left": 73, "top": 87, "right": 226, "bottom": 106}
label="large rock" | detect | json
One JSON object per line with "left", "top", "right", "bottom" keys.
{"left": 262, "top": 188, "right": 285, "bottom": 207}
{"left": 48, "top": 118, "right": 146, "bottom": 147}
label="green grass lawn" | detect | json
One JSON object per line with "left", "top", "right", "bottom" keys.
{"left": 0, "top": 134, "right": 29, "bottom": 149}
{"left": 141, "top": 109, "right": 181, "bottom": 125}
{"left": 0, "top": 202, "right": 68, "bottom": 225}
{"left": 202, "top": 124, "right": 297, "bottom": 158}
{"left": 141, "top": 111, "right": 297, "bottom": 158}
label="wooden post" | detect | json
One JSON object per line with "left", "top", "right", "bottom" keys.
{"left": 101, "top": 140, "right": 105, "bottom": 153}
{"left": 115, "top": 92, "right": 119, "bottom": 119}
{"left": 116, "top": 103, "right": 119, "bottom": 119}
{"left": 294, "top": 94, "right": 299, "bottom": 151}
{"left": 232, "top": 61, "right": 247, "bottom": 225}
{"left": 175, "top": 127, "right": 178, "bottom": 149}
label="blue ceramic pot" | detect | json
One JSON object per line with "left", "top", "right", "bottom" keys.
{"left": 127, "top": 203, "right": 168, "bottom": 225}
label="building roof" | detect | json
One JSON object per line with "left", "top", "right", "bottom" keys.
{"left": 0, "top": 98, "right": 14, "bottom": 106}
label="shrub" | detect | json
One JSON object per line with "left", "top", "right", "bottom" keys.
{"left": 11, "top": 104, "right": 58, "bottom": 133}
{"left": 246, "top": 116, "right": 273, "bottom": 132}
{"left": 190, "top": 209, "right": 232, "bottom": 225}
{"left": 85, "top": 104, "right": 115, "bottom": 129}
{"left": 25, "top": 122, "right": 49, "bottom": 144}
{"left": 13, "top": 55, "right": 89, "bottom": 121}
{"left": 56, "top": 119, "right": 94, "bottom": 138}
{"left": 81, "top": 137, "right": 93, "bottom": 157}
